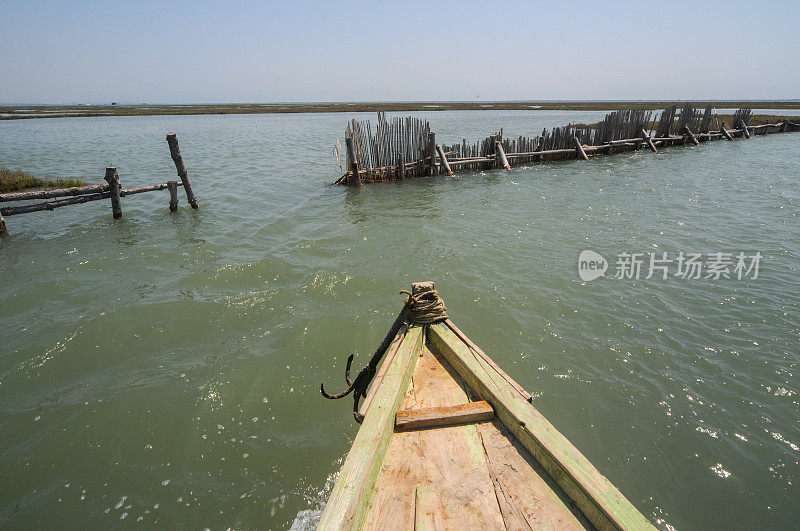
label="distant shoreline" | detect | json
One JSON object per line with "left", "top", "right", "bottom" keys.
{"left": 2, "top": 101, "right": 800, "bottom": 120}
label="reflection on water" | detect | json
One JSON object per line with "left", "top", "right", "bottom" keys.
{"left": 1, "top": 110, "right": 799, "bottom": 529}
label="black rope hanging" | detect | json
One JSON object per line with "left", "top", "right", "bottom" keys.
{"left": 320, "top": 283, "right": 447, "bottom": 422}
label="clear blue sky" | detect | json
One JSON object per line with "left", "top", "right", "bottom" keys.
{"left": 1, "top": 0, "right": 798, "bottom": 103}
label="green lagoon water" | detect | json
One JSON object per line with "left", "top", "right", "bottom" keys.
{"left": 1, "top": 110, "right": 798, "bottom": 529}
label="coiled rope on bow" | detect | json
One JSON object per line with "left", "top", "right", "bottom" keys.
{"left": 320, "top": 283, "right": 447, "bottom": 422}
{"left": 399, "top": 287, "right": 448, "bottom": 324}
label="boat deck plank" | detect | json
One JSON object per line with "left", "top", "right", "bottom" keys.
{"left": 478, "top": 420, "right": 591, "bottom": 530}
{"left": 363, "top": 344, "right": 504, "bottom": 529}
{"left": 364, "top": 341, "right": 593, "bottom": 530}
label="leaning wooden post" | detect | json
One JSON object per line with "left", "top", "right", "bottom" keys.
{"left": 740, "top": 121, "right": 751, "bottom": 139}
{"left": 683, "top": 125, "right": 700, "bottom": 146}
{"left": 0, "top": 210, "right": 7, "bottom": 236}
{"left": 495, "top": 141, "right": 511, "bottom": 170}
{"left": 435, "top": 145, "right": 454, "bottom": 177}
{"left": 344, "top": 136, "right": 361, "bottom": 185}
{"left": 167, "top": 181, "right": 179, "bottom": 212}
{"left": 166, "top": 133, "right": 198, "bottom": 208}
{"left": 104, "top": 167, "right": 122, "bottom": 219}
{"left": 573, "top": 136, "right": 589, "bottom": 161}
{"left": 720, "top": 123, "right": 734, "bottom": 141}
{"left": 640, "top": 128, "right": 658, "bottom": 153}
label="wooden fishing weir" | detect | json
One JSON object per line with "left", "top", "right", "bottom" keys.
{"left": 0, "top": 133, "right": 197, "bottom": 236}
{"left": 334, "top": 105, "right": 800, "bottom": 185}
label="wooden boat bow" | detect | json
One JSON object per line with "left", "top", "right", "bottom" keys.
{"left": 318, "top": 282, "right": 654, "bottom": 530}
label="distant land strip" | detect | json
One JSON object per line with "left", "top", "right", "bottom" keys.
{"left": 2, "top": 101, "right": 800, "bottom": 120}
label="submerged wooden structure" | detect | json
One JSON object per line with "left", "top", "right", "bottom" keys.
{"left": 334, "top": 105, "right": 800, "bottom": 185}
{"left": 319, "top": 283, "right": 654, "bottom": 530}
{"left": 0, "top": 133, "right": 197, "bottom": 236}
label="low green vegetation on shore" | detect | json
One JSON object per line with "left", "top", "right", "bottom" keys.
{"left": 2, "top": 101, "right": 799, "bottom": 120}
{"left": 0, "top": 168, "right": 86, "bottom": 194}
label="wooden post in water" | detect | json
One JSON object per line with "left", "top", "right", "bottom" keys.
{"left": 396, "top": 155, "right": 405, "bottom": 179}
{"left": 487, "top": 135, "right": 497, "bottom": 170}
{"left": 435, "top": 145, "right": 453, "bottom": 177}
{"left": 683, "top": 125, "right": 700, "bottom": 146}
{"left": 573, "top": 136, "right": 589, "bottom": 161}
{"left": 0, "top": 210, "right": 7, "bottom": 236}
{"left": 780, "top": 121, "right": 788, "bottom": 133}
{"left": 167, "top": 181, "right": 179, "bottom": 212}
{"left": 104, "top": 167, "right": 122, "bottom": 219}
{"left": 640, "top": 128, "right": 658, "bottom": 153}
{"left": 166, "top": 133, "right": 199, "bottom": 207}
{"left": 427, "top": 132, "right": 437, "bottom": 176}
{"left": 345, "top": 136, "right": 361, "bottom": 185}
{"left": 495, "top": 141, "right": 511, "bottom": 170}
{"left": 721, "top": 123, "right": 734, "bottom": 141}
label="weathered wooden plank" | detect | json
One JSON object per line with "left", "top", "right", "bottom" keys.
{"left": 414, "top": 485, "right": 446, "bottom": 531}
{"left": 479, "top": 420, "right": 590, "bottom": 530}
{"left": 358, "top": 324, "right": 409, "bottom": 420}
{"left": 444, "top": 319, "right": 532, "bottom": 403}
{"left": 395, "top": 400, "right": 494, "bottom": 431}
{"left": 428, "top": 323, "right": 654, "bottom": 531}
{"left": 489, "top": 472, "right": 534, "bottom": 531}
{"left": 317, "top": 326, "right": 424, "bottom": 530}
{"left": 363, "top": 343, "right": 505, "bottom": 530}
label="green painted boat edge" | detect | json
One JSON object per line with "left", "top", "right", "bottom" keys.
{"left": 428, "top": 322, "right": 654, "bottom": 530}
{"left": 317, "top": 325, "right": 424, "bottom": 530}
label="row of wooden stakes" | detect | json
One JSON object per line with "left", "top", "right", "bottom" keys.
{"left": 337, "top": 119, "right": 799, "bottom": 185}
{"left": 0, "top": 133, "right": 197, "bottom": 236}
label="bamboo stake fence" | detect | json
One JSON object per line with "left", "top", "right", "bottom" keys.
{"left": 334, "top": 107, "right": 800, "bottom": 185}
{"left": 0, "top": 133, "right": 197, "bottom": 236}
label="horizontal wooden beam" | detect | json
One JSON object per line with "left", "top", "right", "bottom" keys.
{"left": 1, "top": 191, "right": 112, "bottom": 216}
{"left": 0, "top": 182, "right": 108, "bottom": 202}
{"left": 395, "top": 400, "right": 494, "bottom": 430}
{"left": 120, "top": 182, "right": 183, "bottom": 196}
